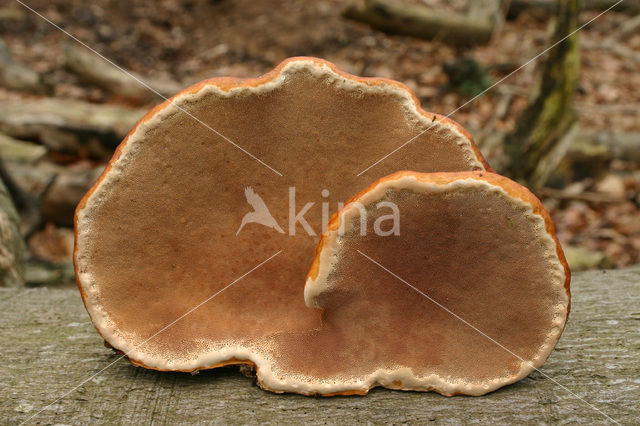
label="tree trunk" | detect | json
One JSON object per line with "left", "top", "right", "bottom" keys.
{"left": 0, "top": 172, "right": 25, "bottom": 286}
{"left": 503, "top": 0, "right": 580, "bottom": 189}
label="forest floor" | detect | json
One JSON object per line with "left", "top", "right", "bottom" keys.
{"left": 1, "top": 0, "right": 639, "bottom": 276}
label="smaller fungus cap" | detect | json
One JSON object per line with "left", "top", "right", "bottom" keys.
{"left": 277, "top": 170, "right": 571, "bottom": 396}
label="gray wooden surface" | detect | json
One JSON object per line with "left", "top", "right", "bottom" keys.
{"left": 2, "top": 268, "right": 639, "bottom": 425}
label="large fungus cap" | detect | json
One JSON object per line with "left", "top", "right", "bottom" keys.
{"left": 286, "top": 170, "right": 570, "bottom": 396}
{"left": 74, "top": 58, "right": 488, "bottom": 373}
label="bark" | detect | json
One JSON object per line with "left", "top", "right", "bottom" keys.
{"left": 2, "top": 267, "right": 639, "bottom": 423}
{"left": 503, "top": 0, "right": 580, "bottom": 189}
{"left": 0, "top": 175, "right": 25, "bottom": 286}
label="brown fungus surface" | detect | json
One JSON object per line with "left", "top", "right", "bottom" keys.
{"left": 289, "top": 171, "right": 570, "bottom": 396}
{"left": 74, "top": 58, "right": 488, "bottom": 377}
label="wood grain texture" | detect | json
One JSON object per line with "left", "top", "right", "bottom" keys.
{"left": 2, "top": 268, "right": 639, "bottom": 425}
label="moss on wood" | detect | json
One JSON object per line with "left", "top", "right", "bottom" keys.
{"left": 504, "top": 0, "right": 580, "bottom": 189}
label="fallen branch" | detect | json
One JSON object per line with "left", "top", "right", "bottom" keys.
{"left": 568, "top": 131, "right": 640, "bottom": 163}
{"left": 542, "top": 130, "right": 640, "bottom": 185}
{"left": 0, "top": 99, "right": 145, "bottom": 160}
{"left": 508, "top": 0, "right": 640, "bottom": 18}
{"left": 62, "top": 42, "right": 182, "bottom": 104}
{"left": 343, "top": 0, "right": 504, "bottom": 46}
{"left": 606, "top": 12, "right": 640, "bottom": 43}
{"left": 0, "top": 38, "right": 50, "bottom": 94}
{"left": 0, "top": 154, "right": 45, "bottom": 237}
{"left": 583, "top": 0, "right": 640, "bottom": 13}
{"left": 0, "top": 134, "right": 47, "bottom": 163}
{"left": 575, "top": 102, "right": 640, "bottom": 115}
{"left": 41, "top": 165, "right": 105, "bottom": 227}
{"left": 582, "top": 39, "right": 640, "bottom": 64}
{"left": 607, "top": 44, "right": 640, "bottom": 64}
{"left": 539, "top": 187, "right": 625, "bottom": 203}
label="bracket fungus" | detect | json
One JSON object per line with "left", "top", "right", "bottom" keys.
{"left": 290, "top": 171, "right": 570, "bottom": 395}
{"left": 74, "top": 57, "right": 569, "bottom": 396}
{"left": 74, "top": 57, "right": 488, "bottom": 376}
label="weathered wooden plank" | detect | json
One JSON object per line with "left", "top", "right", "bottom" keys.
{"left": 2, "top": 268, "right": 639, "bottom": 425}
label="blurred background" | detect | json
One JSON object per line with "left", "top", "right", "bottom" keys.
{"left": 0, "top": 0, "right": 638, "bottom": 287}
